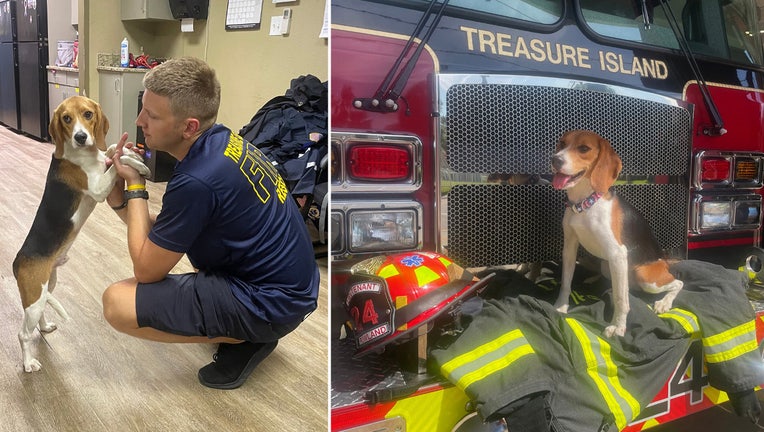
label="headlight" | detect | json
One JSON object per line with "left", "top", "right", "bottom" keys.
{"left": 349, "top": 209, "right": 418, "bottom": 252}
{"left": 331, "top": 201, "right": 423, "bottom": 256}
{"left": 734, "top": 199, "right": 762, "bottom": 228}
{"left": 699, "top": 201, "right": 731, "bottom": 229}
{"left": 692, "top": 194, "right": 762, "bottom": 233}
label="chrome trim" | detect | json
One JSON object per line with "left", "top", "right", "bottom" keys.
{"left": 331, "top": 200, "right": 424, "bottom": 257}
{"left": 436, "top": 74, "right": 691, "bottom": 115}
{"left": 691, "top": 193, "right": 762, "bottom": 233}
{"left": 693, "top": 150, "right": 764, "bottom": 189}
{"left": 331, "top": 132, "right": 422, "bottom": 193}
{"left": 330, "top": 212, "right": 343, "bottom": 254}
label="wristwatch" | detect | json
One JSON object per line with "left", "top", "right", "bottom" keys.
{"left": 124, "top": 189, "right": 149, "bottom": 201}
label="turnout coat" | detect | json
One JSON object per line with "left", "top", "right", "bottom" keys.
{"left": 429, "top": 260, "right": 764, "bottom": 432}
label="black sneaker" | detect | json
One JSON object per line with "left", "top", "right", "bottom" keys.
{"left": 198, "top": 340, "right": 278, "bottom": 389}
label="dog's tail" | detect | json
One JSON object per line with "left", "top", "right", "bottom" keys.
{"left": 46, "top": 295, "right": 70, "bottom": 321}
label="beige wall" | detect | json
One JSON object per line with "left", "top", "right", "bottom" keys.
{"left": 79, "top": 0, "right": 327, "bottom": 130}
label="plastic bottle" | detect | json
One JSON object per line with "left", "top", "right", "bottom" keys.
{"left": 120, "top": 38, "right": 129, "bottom": 67}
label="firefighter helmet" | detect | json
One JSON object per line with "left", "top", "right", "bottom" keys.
{"left": 343, "top": 251, "right": 489, "bottom": 357}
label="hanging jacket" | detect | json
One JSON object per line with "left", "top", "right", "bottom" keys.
{"left": 429, "top": 260, "right": 764, "bottom": 432}
{"left": 239, "top": 75, "right": 328, "bottom": 195}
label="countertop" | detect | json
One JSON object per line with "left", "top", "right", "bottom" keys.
{"left": 96, "top": 66, "right": 150, "bottom": 73}
{"left": 47, "top": 65, "right": 78, "bottom": 72}
{"left": 96, "top": 53, "right": 151, "bottom": 73}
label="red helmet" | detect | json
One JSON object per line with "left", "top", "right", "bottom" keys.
{"left": 343, "top": 251, "right": 491, "bottom": 357}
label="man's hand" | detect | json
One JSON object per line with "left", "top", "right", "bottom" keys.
{"left": 110, "top": 133, "right": 147, "bottom": 186}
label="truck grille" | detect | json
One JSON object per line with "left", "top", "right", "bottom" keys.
{"left": 438, "top": 75, "right": 692, "bottom": 268}
{"left": 446, "top": 184, "right": 688, "bottom": 267}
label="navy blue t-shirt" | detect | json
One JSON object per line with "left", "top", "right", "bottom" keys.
{"left": 148, "top": 124, "right": 319, "bottom": 324}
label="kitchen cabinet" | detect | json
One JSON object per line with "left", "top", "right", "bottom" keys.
{"left": 97, "top": 68, "right": 146, "bottom": 146}
{"left": 47, "top": 67, "right": 80, "bottom": 120}
{"left": 71, "top": 0, "right": 78, "bottom": 26}
{"left": 121, "top": 0, "right": 174, "bottom": 21}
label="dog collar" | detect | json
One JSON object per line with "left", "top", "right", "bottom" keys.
{"left": 567, "top": 191, "right": 603, "bottom": 213}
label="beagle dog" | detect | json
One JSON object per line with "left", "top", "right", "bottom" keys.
{"left": 12, "top": 95, "right": 149, "bottom": 372}
{"left": 550, "top": 130, "right": 683, "bottom": 337}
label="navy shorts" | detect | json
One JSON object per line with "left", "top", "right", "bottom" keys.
{"left": 135, "top": 272, "right": 301, "bottom": 342}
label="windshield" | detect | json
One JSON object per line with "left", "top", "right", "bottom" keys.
{"left": 580, "top": 0, "right": 764, "bottom": 65}
{"left": 425, "top": 0, "right": 564, "bottom": 24}
{"left": 400, "top": 0, "right": 763, "bottom": 65}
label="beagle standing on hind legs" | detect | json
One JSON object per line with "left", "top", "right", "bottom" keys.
{"left": 550, "top": 130, "right": 683, "bottom": 337}
{"left": 12, "top": 95, "right": 149, "bottom": 372}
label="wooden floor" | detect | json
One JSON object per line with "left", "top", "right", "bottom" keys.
{"left": 0, "top": 125, "right": 328, "bottom": 432}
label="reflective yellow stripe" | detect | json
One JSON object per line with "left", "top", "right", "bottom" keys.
{"left": 441, "top": 329, "right": 525, "bottom": 375}
{"left": 701, "top": 320, "right": 758, "bottom": 363}
{"left": 566, "top": 318, "right": 640, "bottom": 429}
{"left": 658, "top": 308, "right": 700, "bottom": 337}
{"left": 703, "top": 320, "right": 755, "bottom": 347}
{"left": 454, "top": 345, "right": 535, "bottom": 390}
{"left": 705, "top": 340, "right": 759, "bottom": 363}
{"left": 703, "top": 320, "right": 758, "bottom": 363}
{"left": 440, "top": 329, "right": 535, "bottom": 392}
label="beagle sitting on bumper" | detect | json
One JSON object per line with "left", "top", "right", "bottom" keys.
{"left": 13, "top": 95, "right": 149, "bottom": 372}
{"left": 550, "top": 130, "right": 683, "bottom": 337}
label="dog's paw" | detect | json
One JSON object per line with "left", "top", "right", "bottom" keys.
{"left": 603, "top": 325, "right": 626, "bottom": 338}
{"left": 116, "top": 146, "right": 151, "bottom": 177}
{"left": 121, "top": 145, "right": 140, "bottom": 157}
{"left": 54, "top": 254, "right": 69, "bottom": 267}
{"left": 553, "top": 299, "right": 569, "bottom": 314}
{"left": 105, "top": 143, "right": 118, "bottom": 158}
{"left": 38, "top": 321, "right": 57, "bottom": 333}
{"left": 119, "top": 155, "right": 151, "bottom": 177}
{"left": 653, "top": 298, "right": 673, "bottom": 314}
{"left": 24, "top": 358, "right": 42, "bottom": 373}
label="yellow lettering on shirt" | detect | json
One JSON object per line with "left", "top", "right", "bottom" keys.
{"left": 224, "top": 133, "right": 288, "bottom": 205}
{"left": 224, "top": 133, "right": 244, "bottom": 162}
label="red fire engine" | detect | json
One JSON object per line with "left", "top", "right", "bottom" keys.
{"left": 330, "top": 0, "right": 764, "bottom": 430}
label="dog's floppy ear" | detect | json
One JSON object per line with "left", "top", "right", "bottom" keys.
{"left": 92, "top": 100, "right": 110, "bottom": 151}
{"left": 49, "top": 104, "right": 65, "bottom": 159}
{"left": 590, "top": 137, "right": 622, "bottom": 194}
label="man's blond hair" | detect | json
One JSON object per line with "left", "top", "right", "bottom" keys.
{"left": 142, "top": 57, "right": 221, "bottom": 131}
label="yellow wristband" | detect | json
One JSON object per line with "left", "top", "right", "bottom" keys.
{"left": 127, "top": 184, "right": 146, "bottom": 191}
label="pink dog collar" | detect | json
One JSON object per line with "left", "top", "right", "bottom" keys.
{"left": 567, "top": 191, "right": 603, "bottom": 213}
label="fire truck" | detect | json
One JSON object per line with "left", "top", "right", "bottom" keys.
{"left": 330, "top": 0, "right": 764, "bottom": 430}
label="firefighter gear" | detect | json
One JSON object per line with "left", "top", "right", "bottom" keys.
{"left": 429, "top": 260, "right": 764, "bottom": 432}
{"left": 343, "top": 252, "right": 490, "bottom": 357}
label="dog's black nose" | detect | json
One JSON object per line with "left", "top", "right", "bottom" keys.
{"left": 551, "top": 154, "right": 564, "bottom": 171}
{"left": 73, "top": 131, "right": 88, "bottom": 145}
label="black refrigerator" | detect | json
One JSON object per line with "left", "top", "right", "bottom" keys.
{"left": 16, "top": 0, "right": 47, "bottom": 140}
{"left": 0, "top": 0, "right": 18, "bottom": 130}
